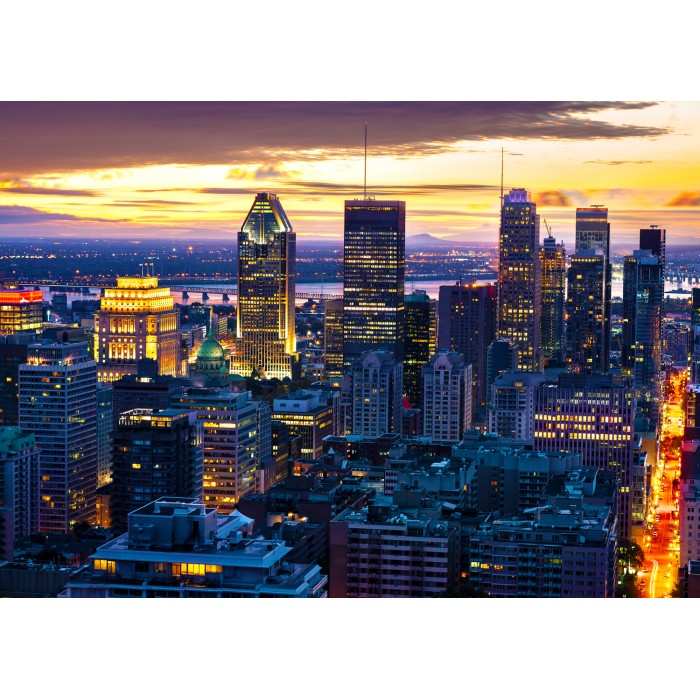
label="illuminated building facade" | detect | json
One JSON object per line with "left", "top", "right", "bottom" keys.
{"left": 566, "top": 250, "right": 609, "bottom": 373}
{"left": 691, "top": 290, "right": 700, "bottom": 383}
{"left": 272, "top": 391, "right": 335, "bottom": 460}
{"left": 172, "top": 389, "right": 260, "bottom": 514}
{"left": 343, "top": 200, "right": 405, "bottom": 373}
{"left": 0, "top": 426, "right": 40, "bottom": 538}
{"left": 404, "top": 290, "right": 437, "bottom": 410}
{"left": 64, "top": 498, "right": 327, "bottom": 598}
{"left": 350, "top": 349, "right": 403, "bottom": 439}
{"left": 497, "top": 189, "right": 542, "bottom": 372}
{"left": 323, "top": 298, "right": 344, "bottom": 380}
{"left": 0, "top": 289, "right": 43, "bottom": 335}
{"left": 487, "top": 371, "right": 544, "bottom": 442}
{"left": 533, "top": 373, "right": 636, "bottom": 539}
{"left": 422, "top": 351, "right": 472, "bottom": 441}
{"left": 111, "top": 408, "right": 203, "bottom": 533}
{"left": 96, "top": 383, "right": 113, "bottom": 487}
{"left": 438, "top": 282, "right": 496, "bottom": 414}
{"left": 94, "top": 275, "right": 182, "bottom": 383}
{"left": 622, "top": 249, "right": 663, "bottom": 426}
{"left": 19, "top": 342, "right": 97, "bottom": 533}
{"left": 232, "top": 192, "right": 298, "bottom": 381}
{"left": 539, "top": 236, "right": 566, "bottom": 366}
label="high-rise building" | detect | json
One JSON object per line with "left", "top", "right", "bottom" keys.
{"left": 96, "top": 383, "right": 113, "bottom": 487}
{"left": 533, "top": 373, "right": 636, "bottom": 539}
{"left": 622, "top": 249, "right": 664, "bottom": 426}
{"left": 575, "top": 206, "right": 610, "bottom": 256}
{"left": 172, "top": 388, "right": 260, "bottom": 513}
{"left": 640, "top": 225, "right": 666, "bottom": 269}
{"left": 350, "top": 349, "right": 403, "bottom": 439}
{"left": 664, "top": 321, "right": 690, "bottom": 365}
{"left": 691, "top": 289, "right": 700, "bottom": 383}
{"left": 19, "top": 342, "right": 97, "bottom": 533}
{"left": 566, "top": 249, "right": 609, "bottom": 373}
{"left": 64, "top": 498, "right": 327, "bottom": 598}
{"left": 343, "top": 199, "right": 405, "bottom": 372}
{"left": 497, "top": 188, "right": 542, "bottom": 372}
{"left": 680, "top": 439, "right": 700, "bottom": 569}
{"left": 94, "top": 274, "right": 183, "bottom": 383}
{"left": 111, "top": 408, "right": 203, "bottom": 533}
{"left": 0, "top": 334, "right": 32, "bottom": 427}
{"left": 539, "top": 236, "right": 566, "bottom": 366}
{"left": 0, "top": 426, "right": 40, "bottom": 539}
{"left": 404, "top": 290, "right": 437, "bottom": 410}
{"left": 422, "top": 351, "right": 472, "bottom": 441}
{"left": 438, "top": 282, "right": 496, "bottom": 414}
{"left": 323, "top": 298, "right": 344, "bottom": 380}
{"left": 486, "top": 339, "right": 519, "bottom": 398}
{"left": 487, "top": 371, "right": 545, "bottom": 442}
{"left": 231, "top": 192, "right": 298, "bottom": 381}
{"left": 0, "top": 289, "right": 43, "bottom": 335}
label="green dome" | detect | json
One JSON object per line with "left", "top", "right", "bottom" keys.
{"left": 197, "top": 335, "right": 225, "bottom": 361}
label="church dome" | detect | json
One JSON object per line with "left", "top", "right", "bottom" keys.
{"left": 197, "top": 335, "right": 225, "bottom": 361}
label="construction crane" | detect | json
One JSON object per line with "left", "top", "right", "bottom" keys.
{"left": 543, "top": 218, "right": 552, "bottom": 237}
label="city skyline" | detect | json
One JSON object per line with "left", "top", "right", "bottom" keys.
{"left": 2, "top": 102, "right": 700, "bottom": 247}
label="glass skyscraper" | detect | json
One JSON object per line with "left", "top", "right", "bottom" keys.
{"left": 404, "top": 290, "right": 437, "bottom": 410}
{"left": 539, "top": 236, "right": 566, "bottom": 366}
{"left": 232, "top": 192, "right": 298, "bottom": 381}
{"left": 343, "top": 199, "right": 405, "bottom": 373}
{"left": 497, "top": 188, "right": 542, "bottom": 372}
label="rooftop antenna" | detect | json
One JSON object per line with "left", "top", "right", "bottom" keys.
{"left": 364, "top": 121, "right": 368, "bottom": 199}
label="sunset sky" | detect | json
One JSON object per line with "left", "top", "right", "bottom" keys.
{"left": 1, "top": 101, "right": 700, "bottom": 249}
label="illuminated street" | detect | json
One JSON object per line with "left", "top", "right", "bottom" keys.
{"left": 639, "top": 369, "right": 685, "bottom": 598}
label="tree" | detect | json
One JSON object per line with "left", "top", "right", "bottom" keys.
{"left": 618, "top": 539, "right": 645, "bottom": 574}
{"left": 616, "top": 573, "right": 640, "bottom": 598}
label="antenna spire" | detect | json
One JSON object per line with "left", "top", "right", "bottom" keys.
{"left": 500, "top": 147, "right": 504, "bottom": 206}
{"left": 364, "top": 121, "right": 368, "bottom": 199}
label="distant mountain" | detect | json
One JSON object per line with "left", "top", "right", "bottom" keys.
{"left": 406, "top": 233, "right": 493, "bottom": 249}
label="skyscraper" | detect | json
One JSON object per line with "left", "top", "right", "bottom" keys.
{"left": 0, "top": 289, "right": 43, "bottom": 335}
{"left": 422, "top": 351, "right": 472, "bottom": 441}
{"left": 690, "top": 289, "right": 700, "bottom": 383}
{"left": 497, "top": 189, "right": 542, "bottom": 372}
{"left": 94, "top": 274, "right": 183, "bottom": 383}
{"left": 622, "top": 249, "right": 664, "bottom": 425}
{"left": 539, "top": 236, "right": 566, "bottom": 366}
{"left": 323, "top": 298, "right": 344, "bottom": 380}
{"left": 343, "top": 199, "right": 405, "bottom": 373}
{"left": 566, "top": 250, "right": 609, "bottom": 373}
{"left": 575, "top": 207, "right": 611, "bottom": 371}
{"left": 640, "top": 225, "right": 666, "bottom": 269}
{"left": 19, "top": 342, "right": 97, "bottom": 533}
{"left": 232, "top": 192, "right": 298, "bottom": 381}
{"left": 438, "top": 282, "right": 496, "bottom": 414}
{"left": 404, "top": 290, "right": 437, "bottom": 410}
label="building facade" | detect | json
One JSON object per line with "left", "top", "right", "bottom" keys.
{"left": 404, "top": 290, "right": 437, "bottom": 410}
{"left": 0, "top": 289, "right": 43, "bottom": 335}
{"left": 94, "top": 275, "right": 182, "bottom": 382}
{"left": 487, "top": 371, "right": 545, "bottom": 442}
{"left": 19, "top": 342, "right": 97, "bottom": 533}
{"left": 232, "top": 192, "right": 298, "bottom": 381}
{"left": 323, "top": 298, "right": 344, "bottom": 380}
{"left": 272, "top": 391, "right": 335, "bottom": 460}
{"left": 343, "top": 200, "right": 406, "bottom": 372}
{"left": 539, "top": 236, "right": 566, "bottom": 366}
{"left": 422, "top": 351, "right": 472, "bottom": 441}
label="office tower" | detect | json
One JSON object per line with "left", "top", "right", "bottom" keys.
{"left": 350, "top": 349, "right": 403, "bottom": 438}
{"left": 64, "top": 498, "right": 328, "bottom": 598}
{"left": 96, "top": 384, "right": 113, "bottom": 487}
{"left": 271, "top": 421, "right": 291, "bottom": 485}
{"left": 172, "top": 388, "right": 260, "bottom": 513}
{"left": 664, "top": 321, "right": 690, "bottom": 365}
{"left": 497, "top": 188, "right": 542, "bottom": 372}
{"left": 329, "top": 492, "right": 459, "bottom": 597}
{"left": 404, "top": 290, "right": 437, "bottom": 410}
{"left": 691, "top": 290, "right": 700, "bottom": 382}
{"left": 51, "top": 293, "right": 68, "bottom": 322}
{"left": 622, "top": 249, "right": 664, "bottom": 425}
{"left": 422, "top": 351, "right": 472, "bottom": 441}
{"left": 680, "top": 440, "right": 700, "bottom": 568}
{"left": 533, "top": 373, "right": 636, "bottom": 539}
{"left": 232, "top": 192, "right": 298, "bottom": 381}
{"left": 19, "top": 342, "right": 97, "bottom": 533}
{"left": 486, "top": 339, "right": 519, "bottom": 396}
{"left": 0, "top": 334, "right": 32, "bottom": 427}
{"left": 468, "top": 482, "right": 617, "bottom": 598}
{"left": 0, "top": 288, "right": 43, "bottom": 335}
{"left": 539, "top": 236, "right": 566, "bottom": 366}
{"left": 94, "top": 273, "right": 183, "bottom": 382}
{"left": 487, "top": 371, "right": 545, "bottom": 442}
{"left": 575, "top": 206, "right": 610, "bottom": 256}
{"left": 271, "top": 391, "right": 335, "bottom": 460}
{"left": 112, "top": 359, "right": 184, "bottom": 428}
{"left": 438, "top": 282, "right": 496, "bottom": 414}
{"left": 576, "top": 207, "right": 611, "bottom": 367}
{"left": 111, "top": 409, "right": 203, "bottom": 533}
{"left": 640, "top": 225, "right": 666, "bottom": 269}
{"left": 0, "top": 426, "right": 40, "bottom": 538}
{"left": 566, "top": 249, "right": 609, "bottom": 373}
{"left": 343, "top": 199, "right": 405, "bottom": 372}
{"left": 323, "top": 298, "right": 344, "bottom": 380}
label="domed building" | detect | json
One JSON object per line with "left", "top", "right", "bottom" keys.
{"left": 189, "top": 333, "right": 230, "bottom": 388}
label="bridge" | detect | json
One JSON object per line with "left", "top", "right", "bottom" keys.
{"left": 169, "top": 286, "right": 342, "bottom": 302}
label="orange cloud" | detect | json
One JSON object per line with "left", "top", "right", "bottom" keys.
{"left": 666, "top": 192, "right": 700, "bottom": 206}
{"left": 534, "top": 190, "right": 572, "bottom": 207}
